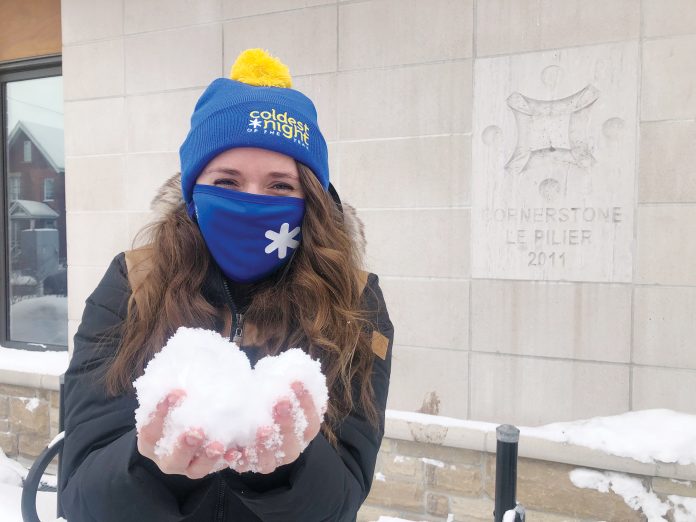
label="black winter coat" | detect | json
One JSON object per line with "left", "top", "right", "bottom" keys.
{"left": 60, "top": 252, "right": 393, "bottom": 522}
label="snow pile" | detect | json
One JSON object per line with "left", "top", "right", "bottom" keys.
{"left": 670, "top": 495, "right": 696, "bottom": 522}
{"left": 0, "top": 450, "right": 24, "bottom": 487}
{"left": 134, "top": 327, "right": 328, "bottom": 467}
{"left": 0, "top": 345, "right": 68, "bottom": 375}
{"left": 570, "top": 468, "right": 696, "bottom": 522}
{"left": 387, "top": 409, "right": 696, "bottom": 466}
{"left": 502, "top": 509, "right": 517, "bottom": 522}
{"left": 525, "top": 409, "right": 696, "bottom": 465}
{"left": 0, "top": 450, "right": 60, "bottom": 522}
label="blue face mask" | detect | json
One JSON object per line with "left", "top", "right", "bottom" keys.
{"left": 191, "top": 185, "right": 306, "bottom": 283}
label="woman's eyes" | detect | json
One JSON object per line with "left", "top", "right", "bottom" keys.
{"left": 271, "top": 183, "right": 294, "bottom": 192}
{"left": 214, "top": 178, "right": 237, "bottom": 187}
{"left": 213, "top": 178, "right": 296, "bottom": 192}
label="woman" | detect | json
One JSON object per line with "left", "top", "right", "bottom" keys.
{"left": 60, "top": 49, "right": 393, "bottom": 521}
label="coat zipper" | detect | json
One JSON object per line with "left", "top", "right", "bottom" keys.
{"left": 222, "top": 278, "right": 244, "bottom": 344}
{"left": 214, "top": 475, "right": 225, "bottom": 522}
{"left": 215, "top": 277, "right": 244, "bottom": 522}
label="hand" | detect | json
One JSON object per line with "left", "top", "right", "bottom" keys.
{"left": 137, "top": 389, "right": 227, "bottom": 479}
{"left": 225, "top": 382, "right": 322, "bottom": 474}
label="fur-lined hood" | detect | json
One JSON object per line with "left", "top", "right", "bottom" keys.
{"left": 150, "top": 173, "right": 366, "bottom": 256}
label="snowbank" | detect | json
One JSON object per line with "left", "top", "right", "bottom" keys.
{"left": 386, "top": 408, "right": 696, "bottom": 466}
{"left": 570, "top": 468, "right": 696, "bottom": 522}
{"left": 0, "top": 449, "right": 60, "bottom": 522}
{"left": 0, "top": 345, "right": 68, "bottom": 375}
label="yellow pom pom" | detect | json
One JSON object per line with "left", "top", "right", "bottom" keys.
{"left": 229, "top": 48, "right": 292, "bottom": 88}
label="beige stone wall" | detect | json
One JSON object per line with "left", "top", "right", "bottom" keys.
{"left": 0, "top": 384, "right": 59, "bottom": 466}
{"left": 357, "top": 436, "right": 696, "bottom": 521}
{"left": 58, "top": 0, "right": 696, "bottom": 436}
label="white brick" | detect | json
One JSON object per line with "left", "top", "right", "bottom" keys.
{"left": 61, "top": 0, "right": 123, "bottom": 44}
{"left": 476, "top": 0, "right": 639, "bottom": 57}
{"left": 223, "top": 6, "right": 337, "bottom": 77}
{"left": 64, "top": 98, "right": 126, "bottom": 156}
{"left": 65, "top": 155, "right": 126, "bottom": 212}
{"left": 222, "top": 0, "right": 333, "bottom": 19}
{"left": 63, "top": 39, "right": 124, "bottom": 100}
{"left": 471, "top": 280, "right": 631, "bottom": 363}
{"left": 634, "top": 286, "right": 696, "bottom": 370}
{"left": 339, "top": 0, "right": 473, "bottom": 69}
{"left": 388, "top": 346, "right": 468, "bottom": 419}
{"left": 636, "top": 205, "right": 696, "bottom": 285}
{"left": 643, "top": 0, "right": 696, "bottom": 38}
{"left": 126, "top": 89, "right": 201, "bottom": 152}
{"left": 124, "top": 0, "right": 221, "bottom": 34}
{"left": 125, "top": 153, "right": 181, "bottom": 212}
{"left": 633, "top": 366, "right": 696, "bottom": 414}
{"left": 642, "top": 35, "right": 696, "bottom": 121}
{"left": 338, "top": 135, "right": 470, "bottom": 208}
{"left": 338, "top": 61, "right": 472, "bottom": 139}
{"left": 292, "top": 73, "right": 338, "bottom": 142}
{"left": 639, "top": 120, "right": 696, "bottom": 203}
{"left": 67, "top": 213, "right": 130, "bottom": 266}
{"left": 125, "top": 24, "right": 222, "bottom": 94}
{"left": 359, "top": 209, "right": 470, "bottom": 278}
{"left": 380, "top": 278, "right": 468, "bottom": 351}
{"left": 469, "top": 353, "right": 629, "bottom": 425}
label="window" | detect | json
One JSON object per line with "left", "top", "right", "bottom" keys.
{"left": 1, "top": 56, "right": 66, "bottom": 350}
{"left": 43, "top": 178, "right": 54, "bottom": 201}
{"left": 23, "top": 140, "right": 31, "bottom": 162}
{"left": 8, "top": 175, "right": 20, "bottom": 200}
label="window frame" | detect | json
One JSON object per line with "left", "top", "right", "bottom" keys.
{"left": 0, "top": 55, "right": 65, "bottom": 351}
{"left": 43, "top": 178, "right": 55, "bottom": 202}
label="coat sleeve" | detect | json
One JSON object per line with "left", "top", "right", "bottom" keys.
{"left": 227, "top": 273, "right": 394, "bottom": 521}
{"left": 60, "top": 253, "right": 215, "bottom": 522}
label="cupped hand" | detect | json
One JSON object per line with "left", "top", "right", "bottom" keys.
{"left": 136, "top": 389, "right": 227, "bottom": 479}
{"left": 225, "top": 381, "right": 322, "bottom": 474}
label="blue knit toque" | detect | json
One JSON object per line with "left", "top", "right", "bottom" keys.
{"left": 179, "top": 49, "right": 329, "bottom": 204}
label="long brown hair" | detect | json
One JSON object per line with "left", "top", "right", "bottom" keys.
{"left": 104, "top": 163, "right": 378, "bottom": 443}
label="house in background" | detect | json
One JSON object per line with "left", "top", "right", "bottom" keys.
{"left": 6, "top": 121, "right": 66, "bottom": 299}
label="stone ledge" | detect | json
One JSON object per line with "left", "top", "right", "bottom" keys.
{"left": 384, "top": 413, "right": 696, "bottom": 482}
{"left": 0, "top": 369, "right": 61, "bottom": 392}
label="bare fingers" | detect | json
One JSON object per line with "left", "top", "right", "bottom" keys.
{"left": 291, "top": 382, "right": 321, "bottom": 443}
{"left": 137, "top": 389, "right": 186, "bottom": 460}
{"left": 185, "top": 440, "right": 226, "bottom": 479}
{"left": 254, "top": 425, "right": 282, "bottom": 474}
{"left": 157, "top": 428, "right": 205, "bottom": 475}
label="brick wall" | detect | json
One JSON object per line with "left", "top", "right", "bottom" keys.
{"left": 0, "top": 384, "right": 59, "bottom": 466}
{"left": 357, "top": 436, "right": 696, "bottom": 522}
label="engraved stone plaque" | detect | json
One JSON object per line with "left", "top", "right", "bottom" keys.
{"left": 472, "top": 43, "right": 638, "bottom": 282}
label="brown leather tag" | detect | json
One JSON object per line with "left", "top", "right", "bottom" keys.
{"left": 371, "top": 331, "right": 389, "bottom": 360}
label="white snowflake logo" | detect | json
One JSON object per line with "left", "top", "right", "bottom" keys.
{"left": 264, "top": 223, "right": 300, "bottom": 259}
{"left": 248, "top": 117, "right": 262, "bottom": 129}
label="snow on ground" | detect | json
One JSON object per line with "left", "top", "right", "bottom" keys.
{"left": 0, "top": 449, "right": 60, "bottom": 522}
{"left": 9, "top": 295, "right": 68, "bottom": 347}
{"left": 387, "top": 408, "right": 696, "bottom": 466}
{"left": 0, "top": 483, "right": 58, "bottom": 522}
{"left": 0, "top": 345, "right": 68, "bottom": 375}
{"left": 570, "top": 468, "right": 696, "bottom": 522}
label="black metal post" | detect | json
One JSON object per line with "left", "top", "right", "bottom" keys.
{"left": 494, "top": 424, "right": 520, "bottom": 522}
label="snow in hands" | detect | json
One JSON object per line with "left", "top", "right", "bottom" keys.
{"left": 133, "top": 327, "right": 328, "bottom": 473}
